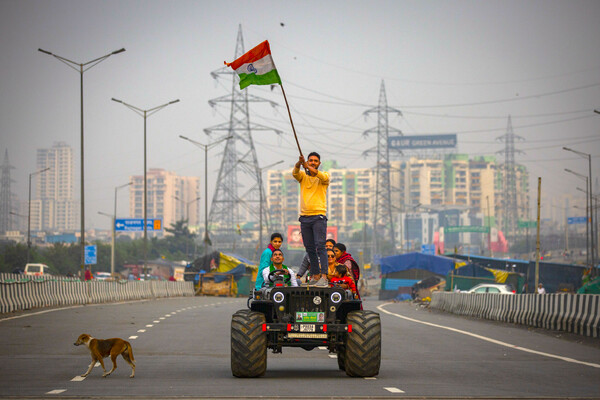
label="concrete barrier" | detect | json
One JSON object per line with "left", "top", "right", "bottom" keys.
{"left": 431, "top": 292, "right": 600, "bottom": 338}
{"left": 0, "top": 273, "right": 195, "bottom": 314}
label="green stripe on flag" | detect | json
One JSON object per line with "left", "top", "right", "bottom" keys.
{"left": 238, "top": 69, "right": 282, "bottom": 89}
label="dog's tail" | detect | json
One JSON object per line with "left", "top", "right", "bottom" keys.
{"left": 126, "top": 342, "right": 135, "bottom": 363}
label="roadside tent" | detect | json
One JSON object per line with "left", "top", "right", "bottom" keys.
{"left": 380, "top": 252, "right": 460, "bottom": 300}
{"left": 445, "top": 263, "right": 525, "bottom": 293}
{"left": 185, "top": 251, "right": 257, "bottom": 296}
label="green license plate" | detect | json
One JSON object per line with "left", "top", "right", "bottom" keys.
{"left": 296, "top": 312, "right": 325, "bottom": 323}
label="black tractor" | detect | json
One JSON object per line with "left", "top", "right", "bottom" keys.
{"left": 231, "top": 273, "right": 381, "bottom": 378}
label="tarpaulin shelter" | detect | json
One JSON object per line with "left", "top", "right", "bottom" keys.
{"left": 379, "top": 252, "right": 461, "bottom": 300}
{"left": 578, "top": 275, "right": 600, "bottom": 294}
{"left": 453, "top": 254, "right": 589, "bottom": 293}
{"left": 185, "top": 251, "right": 257, "bottom": 296}
{"left": 445, "top": 263, "right": 525, "bottom": 293}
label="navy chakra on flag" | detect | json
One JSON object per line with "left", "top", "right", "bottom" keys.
{"left": 247, "top": 64, "right": 257, "bottom": 74}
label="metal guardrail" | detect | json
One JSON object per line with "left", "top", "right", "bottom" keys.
{"left": 431, "top": 292, "right": 600, "bottom": 338}
{"left": 0, "top": 273, "right": 194, "bottom": 314}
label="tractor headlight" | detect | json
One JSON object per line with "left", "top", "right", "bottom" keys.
{"left": 273, "top": 291, "right": 285, "bottom": 303}
{"left": 330, "top": 292, "right": 342, "bottom": 304}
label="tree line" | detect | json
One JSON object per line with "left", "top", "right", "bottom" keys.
{"left": 0, "top": 220, "right": 199, "bottom": 275}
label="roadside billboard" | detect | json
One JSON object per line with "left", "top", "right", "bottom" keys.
{"left": 388, "top": 134, "right": 457, "bottom": 149}
{"left": 287, "top": 225, "right": 338, "bottom": 249}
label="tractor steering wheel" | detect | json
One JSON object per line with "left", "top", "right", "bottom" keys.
{"left": 268, "top": 269, "right": 288, "bottom": 283}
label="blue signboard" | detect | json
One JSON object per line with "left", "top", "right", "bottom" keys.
{"left": 85, "top": 245, "right": 97, "bottom": 265}
{"left": 115, "top": 218, "right": 163, "bottom": 232}
{"left": 421, "top": 244, "right": 436, "bottom": 255}
{"left": 389, "top": 134, "right": 457, "bottom": 150}
{"left": 567, "top": 216, "right": 587, "bottom": 225}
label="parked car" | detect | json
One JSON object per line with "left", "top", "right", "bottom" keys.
{"left": 95, "top": 272, "right": 112, "bottom": 281}
{"left": 24, "top": 263, "right": 51, "bottom": 276}
{"left": 465, "top": 283, "right": 516, "bottom": 294}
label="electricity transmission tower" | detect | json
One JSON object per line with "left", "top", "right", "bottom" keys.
{"left": 0, "top": 149, "right": 15, "bottom": 233}
{"left": 204, "top": 25, "right": 281, "bottom": 248}
{"left": 363, "top": 81, "right": 402, "bottom": 258}
{"left": 497, "top": 115, "right": 524, "bottom": 240}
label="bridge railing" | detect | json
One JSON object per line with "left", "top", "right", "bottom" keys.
{"left": 0, "top": 273, "right": 195, "bottom": 314}
{"left": 431, "top": 292, "right": 600, "bottom": 338}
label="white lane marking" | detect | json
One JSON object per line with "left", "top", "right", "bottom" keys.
{"left": 128, "top": 336, "right": 138, "bottom": 340}
{"left": 384, "top": 387, "right": 405, "bottom": 393}
{"left": 153, "top": 320, "right": 160, "bottom": 323}
{"left": 0, "top": 298, "right": 152, "bottom": 322}
{"left": 46, "top": 389, "right": 67, "bottom": 394}
{"left": 95, "top": 362, "right": 100, "bottom": 367}
{"left": 318, "top": 346, "right": 327, "bottom": 350}
{"left": 364, "top": 377, "right": 377, "bottom": 380}
{"left": 159, "top": 317, "right": 165, "bottom": 320}
{"left": 165, "top": 315, "right": 171, "bottom": 317}
{"left": 71, "top": 376, "right": 85, "bottom": 382}
{"left": 137, "top": 329, "right": 146, "bottom": 333}
{"left": 146, "top": 324, "right": 153, "bottom": 327}
{"left": 378, "top": 303, "right": 600, "bottom": 369}
{"left": 328, "top": 354, "right": 337, "bottom": 358}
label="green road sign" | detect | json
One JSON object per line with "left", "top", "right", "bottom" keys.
{"left": 518, "top": 220, "right": 537, "bottom": 228}
{"left": 445, "top": 226, "right": 490, "bottom": 233}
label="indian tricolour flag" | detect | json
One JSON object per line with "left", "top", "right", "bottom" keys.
{"left": 225, "top": 40, "right": 282, "bottom": 90}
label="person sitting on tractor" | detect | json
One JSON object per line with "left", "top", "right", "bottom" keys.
{"left": 325, "top": 248, "right": 348, "bottom": 281}
{"left": 262, "top": 249, "right": 298, "bottom": 287}
{"left": 330, "top": 263, "right": 358, "bottom": 297}
{"left": 256, "top": 232, "right": 283, "bottom": 289}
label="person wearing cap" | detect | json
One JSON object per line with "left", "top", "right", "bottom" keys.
{"left": 537, "top": 283, "right": 546, "bottom": 294}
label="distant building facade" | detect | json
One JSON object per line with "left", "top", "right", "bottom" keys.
{"left": 30, "top": 142, "right": 79, "bottom": 233}
{"left": 129, "top": 169, "right": 200, "bottom": 235}
{"left": 265, "top": 154, "right": 529, "bottom": 246}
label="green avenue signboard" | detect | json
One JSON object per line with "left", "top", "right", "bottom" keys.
{"left": 518, "top": 220, "right": 537, "bottom": 228}
{"left": 445, "top": 226, "right": 490, "bottom": 233}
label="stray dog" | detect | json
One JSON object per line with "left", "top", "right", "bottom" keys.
{"left": 74, "top": 333, "right": 135, "bottom": 378}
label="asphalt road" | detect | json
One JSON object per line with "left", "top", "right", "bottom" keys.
{"left": 0, "top": 296, "right": 599, "bottom": 399}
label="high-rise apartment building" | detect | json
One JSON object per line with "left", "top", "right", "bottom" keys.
{"left": 129, "top": 169, "right": 200, "bottom": 235}
{"left": 30, "top": 142, "right": 78, "bottom": 232}
{"left": 265, "top": 155, "right": 529, "bottom": 241}
{"left": 266, "top": 166, "right": 375, "bottom": 233}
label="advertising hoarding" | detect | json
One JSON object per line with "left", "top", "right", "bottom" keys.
{"left": 287, "top": 225, "right": 338, "bottom": 249}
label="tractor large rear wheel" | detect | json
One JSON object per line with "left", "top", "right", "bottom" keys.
{"left": 231, "top": 310, "right": 267, "bottom": 377}
{"left": 344, "top": 310, "right": 381, "bottom": 377}
{"left": 337, "top": 345, "right": 346, "bottom": 371}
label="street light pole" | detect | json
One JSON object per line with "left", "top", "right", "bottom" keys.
{"left": 486, "top": 195, "right": 492, "bottom": 257}
{"left": 179, "top": 135, "right": 232, "bottom": 257}
{"left": 566, "top": 168, "right": 590, "bottom": 268}
{"left": 173, "top": 195, "right": 201, "bottom": 259}
{"left": 98, "top": 182, "right": 131, "bottom": 279}
{"left": 564, "top": 147, "right": 595, "bottom": 273}
{"left": 174, "top": 196, "right": 201, "bottom": 223}
{"left": 39, "top": 47, "right": 126, "bottom": 277}
{"left": 113, "top": 98, "right": 179, "bottom": 277}
{"left": 27, "top": 167, "right": 50, "bottom": 263}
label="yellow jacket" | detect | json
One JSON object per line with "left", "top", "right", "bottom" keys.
{"left": 292, "top": 168, "right": 330, "bottom": 216}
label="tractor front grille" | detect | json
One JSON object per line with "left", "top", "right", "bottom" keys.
{"left": 285, "top": 288, "right": 329, "bottom": 313}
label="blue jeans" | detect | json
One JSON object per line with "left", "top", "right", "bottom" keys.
{"left": 299, "top": 215, "right": 328, "bottom": 276}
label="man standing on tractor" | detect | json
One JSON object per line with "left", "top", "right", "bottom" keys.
{"left": 293, "top": 152, "right": 330, "bottom": 287}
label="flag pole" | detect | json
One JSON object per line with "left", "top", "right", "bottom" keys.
{"left": 279, "top": 84, "right": 303, "bottom": 158}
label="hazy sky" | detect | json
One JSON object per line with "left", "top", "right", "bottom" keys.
{"left": 1, "top": 0, "right": 599, "bottom": 231}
